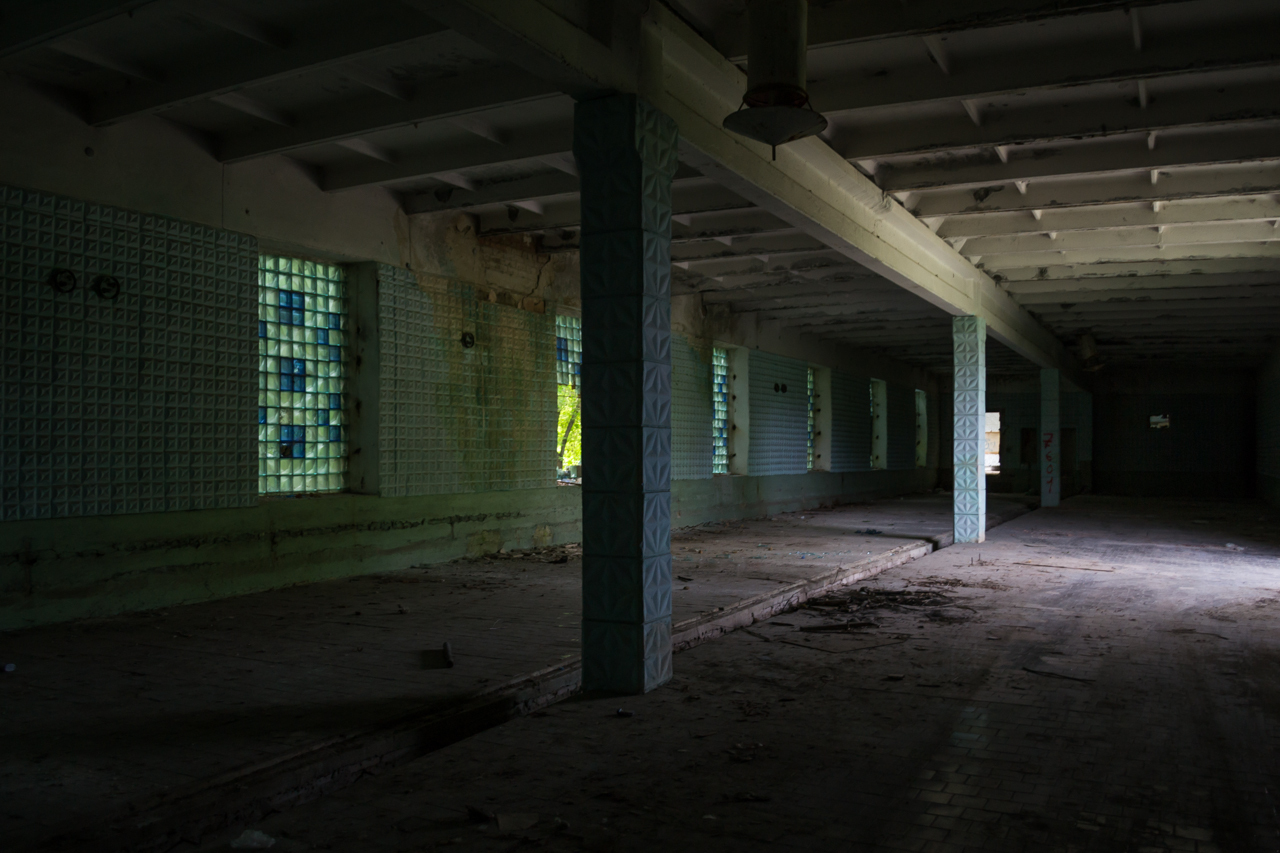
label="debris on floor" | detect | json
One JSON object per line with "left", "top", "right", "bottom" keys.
{"left": 229, "top": 829, "right": 276, "bottom": 849}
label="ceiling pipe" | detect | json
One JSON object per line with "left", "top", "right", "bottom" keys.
{"left": 722, "top": 0, "right": 827, "bottom": 159}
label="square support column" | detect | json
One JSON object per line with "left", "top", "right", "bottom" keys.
{"left": 574, "top": 95, "right": 679, "bottom": 694}
{"left": 952, "top": 316, "right": 986, "bottom": 543}
{"left": 1040, "top": 368, "right": 1061, "bottom": 507}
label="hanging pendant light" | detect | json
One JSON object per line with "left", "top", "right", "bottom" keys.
{"left": 722, "top": 0, "right": 828, "bottom": 159}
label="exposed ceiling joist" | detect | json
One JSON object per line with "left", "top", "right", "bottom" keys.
{"left": 979, "top": 240, "right": 1280, "bottom": 270}
{"left": 937, "top": 197, "right": 1280, "bottom": 239}
{"left": 218, "top": 75, "right": 563, "bottom": 163}
{"left": 0, "top": 1, "right": 156, "bottom": 58}
{"left": 89, "top": 3, "right": 446, "bottom": 125}
{"left": 909, "top": 161, "right": 1280, "bottom": 217}
{"left": 716, "top": 0, "right": 1187, "bottom": 56}
{"left": 992, "top": 257, "right": 1280, "bottom": 281}
{"left": 836, "top": 83, "right": 1280, "bottom": 162}
{"left": 320, "top": 124, "right": 573, "bottom": 191}
{"left": 1005, "top": 271, "right": 1280, "bottom": 298}
{"left": 964, "top": 220, "right": 1280, "bottom": 255}
{"left": 808, "top": 25, "right": 1279, "bottom": 116}
{"left": 879, "top": 126, "right": 1280, "bottom": 192}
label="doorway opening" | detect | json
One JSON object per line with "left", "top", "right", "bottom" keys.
{"left": 985, "top": 412, "right": 1001, "bottom": 474}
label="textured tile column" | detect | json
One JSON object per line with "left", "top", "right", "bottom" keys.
{"left": 1040, "top": 368, "right": 1061, "bottom": 507}
{"left": 952, "top": 316, "right": 986, "bottom": 543}
{"left": 574, "top": 94, "right": 679, "bottom": 694}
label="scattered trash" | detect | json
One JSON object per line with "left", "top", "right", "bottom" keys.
{"left": 884, "top": 674, "right": 905, "bottom": 681}
{"left": 3, "top": 663, "right": 14, "bottom": 673}
{"left": 855, "top": 529, "right": 882, "bottom": 535}
{"left": 728, "top": 792, "right": 772, "bottom": 803}
{"left": 421, "top": 642, "right": 455, "bottom": 670}
{"left": 553, "top": 817, "right": 571, "bottom": 832}
{"left": 1225, "top": 543, "right": 1246, "bottom": 551}
{"left": 615, "top": 708, "right": 634, "bottom": 718}
{"left": 229, "top": 829, "right": 276, "bottom": 849}
{"left": 485, "top": 543, "right": 582, "bottom": 563}
{"left": 797, "top": 620, "right": 878, "bottom": 633}
{"left": 496, "top": 813, "right": 539, "bottom": 832}
{"left": 703, "top": 814, "right": 718, "bottom": 820}
{"left": 677, "top": 575, "right": 693, "bottom": 582}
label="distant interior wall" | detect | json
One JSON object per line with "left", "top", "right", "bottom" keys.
{"left": 984, "top": 377, "right": 1093, "bottom": 497}
{"left": 1260, "top": 347, "right": 1280, "bottom": 508}
{"left": 1093, "top": 368, "right": 1256, "bottom": 500}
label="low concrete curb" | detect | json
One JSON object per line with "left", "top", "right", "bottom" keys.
{"left": 41, "top": 500, "right": 1033, "bottom": 852}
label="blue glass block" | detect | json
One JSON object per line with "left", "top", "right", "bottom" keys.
{"left": 291, "top": 292, "right": 304, "bottom": 308}
{"left": 280, "top": 441, "right": 293, "bottom": 458}
{"left": 317, "top": 329, "right": 328, "bottom": 345}
{"left": 293, "top": 359, "right": 305, "bottom": 374}
{"left": 278, "top": 291, "right": 290, "bottom": 307}
{"left": 292, "top": 309, "right": 304, "bottom": 325}
{"left": 328, "top": 346, "right": 340, "bottom": 362}
{"left": 329, "top": 393, "right": 341, "bottom": 409}
{"left": 258, "top": 407, "right": 266, "bottom": 424}
{"left": 258, "top": 321, "right": 267, "bottom": 338}
{"left": 295, "top": 442, "right": 305, "bottom": 458}
{"left": 328, "top": 313, "right": 340, "bottom": 329}
{"left": 317, "top": 409, "right": 329, "bottom": 426}
{"left": 329, "top": 426, "right": 341, "bottom": 442}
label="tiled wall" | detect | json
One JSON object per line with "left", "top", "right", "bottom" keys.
{"left": 748, "top": 350, "right": 809, "bottom": 477}
{"left": 374, "top": 264, "right": 556, "bottom": 497}
{"left": 671, "top": 334, "right": 712, "bottom": 480}
{"left": 828, "top": 371, "right": 871, "bottom": 473}
{"left": 1, "top": 185, "right": 257, "bottom": 520}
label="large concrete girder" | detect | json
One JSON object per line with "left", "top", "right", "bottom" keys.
{"left": 937, "top": 197, "right": 1280, "bottom": 240}
{"left": 910, "top": 160, "right": 1280, "bottom": 217}
{"left": 428, "top": 0, "right": 1080, "bottom": 382}
{"left": 880, "top": 126, "right": 1280, "bottom": 193}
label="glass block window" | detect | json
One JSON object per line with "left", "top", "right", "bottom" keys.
{"left": 556, "top": 315, "right": 582, "bottom": 478}
{"left": 713, "top": 347, "right": 729, "bottom": 474}
{"left": 555, "top": 315, "right": 582, "bottom": 387}
{"left": 806, "top": 367, "right": 816, "bottom": 469}
{"left": 257, "top": 256, "right": 348, "bottom": 494}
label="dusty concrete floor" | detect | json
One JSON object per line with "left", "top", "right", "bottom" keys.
{"left": 191, "top": 497, "right": 1280, "bottom": 852}
{"left": 1, "top": 493, "right": 1029, "bottom": 850}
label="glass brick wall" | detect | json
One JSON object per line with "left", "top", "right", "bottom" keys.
{"left": 257, "top": 256, "right": 347, "bottom": 494}
{"left": 556, "top": 315, "right": 583, "bottom": 476}
{"left": 807, "top": 367, "right": 816, "bottom": 470}
{"left": 712, "top": 347, "right": 729, "bottom": 474}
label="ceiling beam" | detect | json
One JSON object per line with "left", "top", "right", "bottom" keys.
{"left": 1005, "top": 272, "right": 1280, "bottom": 299}
{"left": 909, "top": 161, "right": 1280, "bottom": 217}
{"left": 978, "top": 241, "right": 1280, "bottom": 271}
{"left": 88, "top": 3, "right": 446, "bottom": 125}
{"left": 404, "top": 171, "right": 578, "bottom": 214}
{"left": 809, "top": 24, "right": 1280, "bottom": 117}
{"left": 715, "top": 0, "right": 1186, "bottom": 56}
{"left": 879, "top": 126, "right": 1280, "bottom": 192}
{"left": 432, "top": 0, "right": 1081, "bottom": 382}
{"left": 937, "top": 197, "right": 1280, "bottom": 240}
{"left": 0, "top": 1, "right": 155, "bottom": 57}
{"left": 963, "top": 220, "right": 1280, "bottom": 256}
{"left": 321, "top": 124, "right": 573, "bottom": 191}
{"left": 836, "top": 83, "right": 1280, "bottom": 163}
{"left": 993, "top": 257, "right": 1280, "bottom": 282}
{"left": 218, "top": 73, "right": 564, "bottom": 163}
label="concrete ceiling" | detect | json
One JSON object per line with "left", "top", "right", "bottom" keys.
{"left": 6, "top": 0, "right": 1279, "bottom": 375}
